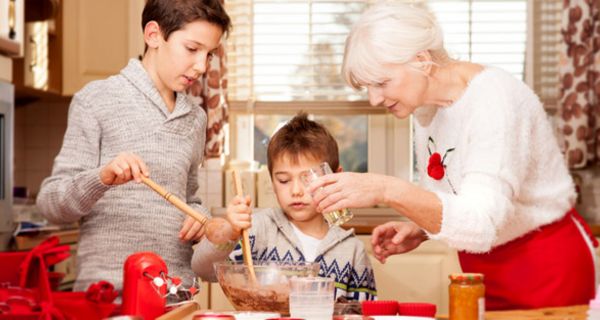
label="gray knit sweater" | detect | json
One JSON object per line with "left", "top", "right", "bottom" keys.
{"left": 36, "top": 59, "right": 209, "bottom": 292}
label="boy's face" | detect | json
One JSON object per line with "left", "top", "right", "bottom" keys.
{"left": 153, "top": 20, "right": 223, "bottom": 93}
{"left": 271, "top": 153, "right": 324, "bottom": 224}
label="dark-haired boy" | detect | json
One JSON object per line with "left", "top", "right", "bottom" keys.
{"left": 37, "top": 0, "right": 231, "bottom": 291}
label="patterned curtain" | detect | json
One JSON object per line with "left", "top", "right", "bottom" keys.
{"left": 558, "top": 0, "right": 600, "bottom": 169}
{"left": 186, "top": 42, "right": 229, "bottom": 159}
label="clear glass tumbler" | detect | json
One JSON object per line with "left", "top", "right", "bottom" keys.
{"left": 302, "top": 162, "right": 354, "bottom": 226}
{"left": 289, "top": 276, "right": 335, "bottom": 320}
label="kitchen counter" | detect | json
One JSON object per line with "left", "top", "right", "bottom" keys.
{"left": 159, "top": 303, "right": 589, "bottom": 319}
{"left": 484, "top": 304, "right": 587, "bottom": 319}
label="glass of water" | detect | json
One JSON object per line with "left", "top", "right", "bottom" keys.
{"left": 302, "top": 162, "right": 354, "bottom": 227}
{"left": 289, "top": 276, "right": 335, "bottom": 319}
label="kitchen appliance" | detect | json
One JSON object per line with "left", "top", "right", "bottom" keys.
{"left": 0, "top": 81, "right": 13, "bottom": 251}
{"left": 121, "top": 252, "right": 169, "bottom": 320}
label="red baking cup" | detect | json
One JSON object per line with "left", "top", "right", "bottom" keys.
{"left": 397, "top": 302, "right": 437, "bottom": 317}
{"left": 361, "top": 300, "right": 398, "bottom": 316}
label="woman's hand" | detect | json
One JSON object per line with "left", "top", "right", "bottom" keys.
{"left": 308, "top": 172, "right": 389, "bottom": 214}
{"left": 179, "top": 216, "right": 206, "bottom": 242}
{"left": 225, "top": 195, "right": 253, "bottom": 240}
{"left": 371, "top": 221, "right": 427, "bottom": 263}
{"left": 100, "top": 152, "right": 149, "bottom": 185}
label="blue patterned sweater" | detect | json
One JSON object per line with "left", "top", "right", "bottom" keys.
{"left": 192, "top": 208, "right": 377, "bottom": 301}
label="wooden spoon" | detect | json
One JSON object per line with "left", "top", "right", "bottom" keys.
{"left": 140, "top": 175, "right": 234, "bottom": 245}
{"left": 231, "top": 170, "right": 258, "bottom": 284}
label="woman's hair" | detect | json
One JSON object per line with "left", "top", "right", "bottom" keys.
{"left": 342, "top": 2, "right": 451, "bottom": 89}
{"left": 267, "top": 112, "right": 339, "bottom": 175}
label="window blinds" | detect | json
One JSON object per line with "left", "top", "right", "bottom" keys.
{"left": 530, "top": 0, "right": 561, "bottom": 110}
{"left": 225, "top": 0, "right": 527, "bottom": 103}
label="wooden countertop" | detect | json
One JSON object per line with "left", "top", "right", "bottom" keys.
{"left": 159, "top": 303, "right": 589, "bottom": 320}
{"left": 484, "top": 304, "right": 587, "bottom": 319}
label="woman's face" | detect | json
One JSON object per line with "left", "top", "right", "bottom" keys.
{"left": 365, "top": 63, "right": 429, "bottom": 119}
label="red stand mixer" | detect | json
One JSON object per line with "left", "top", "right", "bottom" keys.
{"left": 121, "top": 252, "right": 169, "bottom": 319}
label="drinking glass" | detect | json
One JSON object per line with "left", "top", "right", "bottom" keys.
{"left": 302, "top": 162, "right": 353, "bottom": 226}
{"left": 289, "top": 276, "right": 335, "bottom": 320}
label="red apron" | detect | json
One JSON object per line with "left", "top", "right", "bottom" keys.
{"left": 458, "top": 208, "right": 596, "bottom": 311}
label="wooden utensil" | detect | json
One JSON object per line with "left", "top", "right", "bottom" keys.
{"left": 141, "top": 176, "right": 208, "bottom": 224}
{"left": 140, "top": 175, "right": 233, "bottom": 245}
{"left": 231, "top": 170, "right": 257, "bottom": 284}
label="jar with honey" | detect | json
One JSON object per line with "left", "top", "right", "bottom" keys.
{"left": 448, "top": 273, "right": 485, "bottom": 320}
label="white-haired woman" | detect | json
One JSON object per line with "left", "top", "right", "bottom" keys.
{"left": 309, "top": 2, "right": 595, "bottom": 310}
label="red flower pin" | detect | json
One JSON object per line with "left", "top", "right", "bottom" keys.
{"left": 427, "top": 152, "right": 445, "bottom": 180}
{"left": 426, "top": 137, "right": 455, "bottom": 183}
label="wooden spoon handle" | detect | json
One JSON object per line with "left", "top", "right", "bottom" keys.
{"left": 140, "top": 176, "right": 207, "bottom": 225}
{"left": 232, "top": 170, "right": 257, "bottom": 284}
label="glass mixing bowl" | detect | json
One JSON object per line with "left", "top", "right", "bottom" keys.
{"left": 214, "top": 260, "right": 320, "bottom": 315}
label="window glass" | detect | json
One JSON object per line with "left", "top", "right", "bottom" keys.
{"left": 254, "top": 114, "right": 368, "bottom": 172}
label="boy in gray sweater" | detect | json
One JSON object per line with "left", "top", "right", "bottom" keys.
{"left": 192, "top": 113, "right": 377, "bottom": 301}
{"left": 36, "top": 0, "right": 230, "bottom": 292}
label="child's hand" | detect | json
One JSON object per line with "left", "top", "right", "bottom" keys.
{"left": 179, "top": 216, "right": 206, "bottom": 242}
{"left": 226, "top": 195, "right": 253, "bottom": 239}
{"left": 100, "top": 152, "right": 149, "bottom": 185}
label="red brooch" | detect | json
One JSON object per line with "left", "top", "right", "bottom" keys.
{"left": 427, "top": 137, "right": 456, "bottom": 193}
{"left": 427, "top": 152, "right": 445, "bottom": 180}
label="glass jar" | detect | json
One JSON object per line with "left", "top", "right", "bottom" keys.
{"left": 448, "top": 273, "right": 485, "bottom": 320}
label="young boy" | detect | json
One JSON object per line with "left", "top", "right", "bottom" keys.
{"left": 192, "top": 113, "right": 377, "bottom": 301}
{"left": 36, "top": 0, "right": 231, "bottom": 292}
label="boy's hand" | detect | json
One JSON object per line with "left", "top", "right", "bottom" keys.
{"left": 226, "top": 195, "right": 253, "bottom": 239}
{"left": 100, "top": 152, "right": 149, "bottom": 185}
{"left": 179, "top": 216, "right": 206, "bottom": 242}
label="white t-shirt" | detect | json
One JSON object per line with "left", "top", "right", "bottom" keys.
{"left": 290, "top": 223, "right": 322, "bottom": 262}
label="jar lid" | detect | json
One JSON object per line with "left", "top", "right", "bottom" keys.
{"left": 449, "top": 273, "right": 484, "bottom": 282}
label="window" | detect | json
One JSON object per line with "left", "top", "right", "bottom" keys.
{"left": 528, "top": 0, "right": 562, "bottom": 111}
{"left": 225, "top": 0, "right": 527, "bottom": 180}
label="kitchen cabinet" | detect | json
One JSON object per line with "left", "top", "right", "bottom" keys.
{"left": 17, "top": 0, "right": 145, "bottom": 96}
{"left": 0, "top": 0, "right": 24, "bottom": 82}
{"left": 0, "top": 0, "right": 24, "bottom": 57}
{"left": 60, "top": 0, "right": 145, "bottom": 95}
{"left": 197, "top": 237, "right": 461, "bottom": 314}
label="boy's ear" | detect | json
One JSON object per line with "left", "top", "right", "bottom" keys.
{"left": 143, "top": 21, "right": 162, "bottom": 50}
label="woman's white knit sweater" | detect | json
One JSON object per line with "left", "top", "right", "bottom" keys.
{"left": 414, "top": 67, "right": 576, "bottom": 253}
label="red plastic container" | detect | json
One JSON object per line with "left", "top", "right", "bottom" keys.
{"left": 397, "top": 302, "right": 437, "bottom": 317}
{"left": 361, "top": 300, "right": 398, "bottom": 316}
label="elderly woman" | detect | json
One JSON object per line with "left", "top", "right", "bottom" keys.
{"left": 309, "top": 2, "right": 596, "bottom": 310}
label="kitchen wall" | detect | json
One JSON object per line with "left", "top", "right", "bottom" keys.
{"left": 14, "top": 100, "right": 69, "bottom": 197}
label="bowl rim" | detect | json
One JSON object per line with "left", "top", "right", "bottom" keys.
{"left": 213, "top": 260, "right": 321, "bottom": 272}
